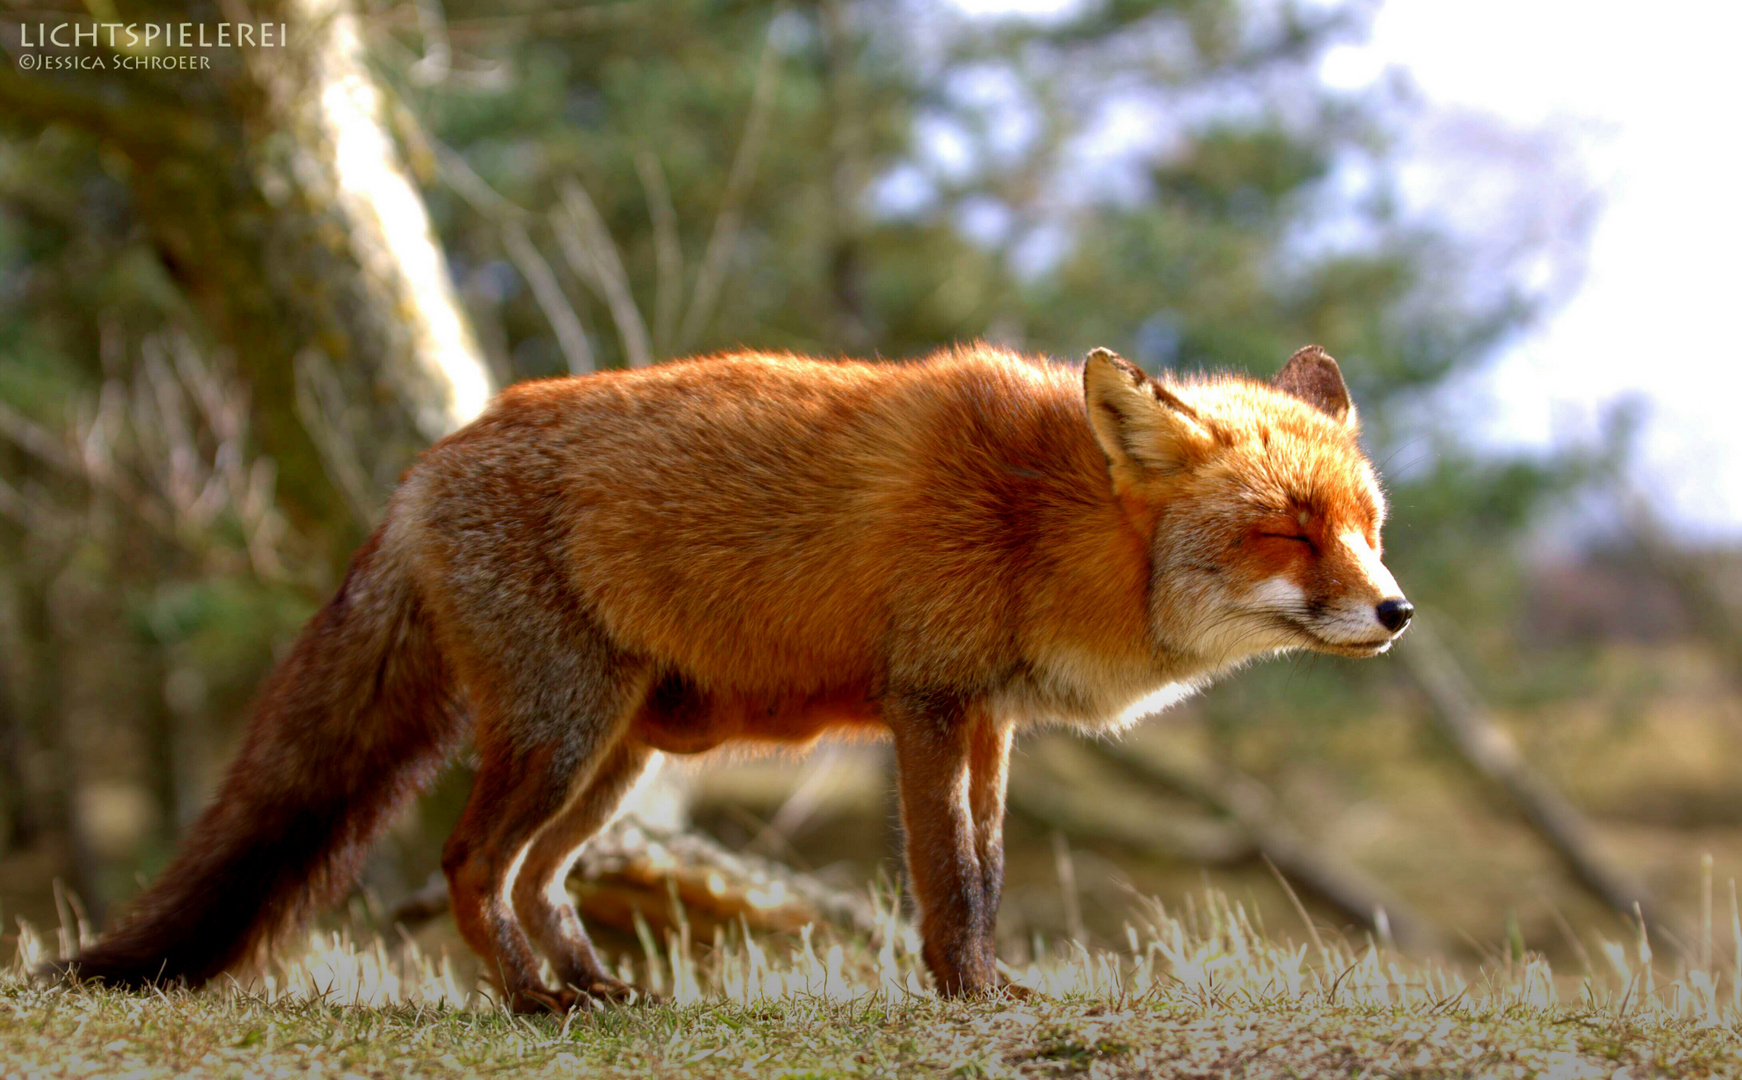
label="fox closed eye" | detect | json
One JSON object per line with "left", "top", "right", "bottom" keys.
{"left": 1256, "top": 514, "right": 1315, "bottom": 549}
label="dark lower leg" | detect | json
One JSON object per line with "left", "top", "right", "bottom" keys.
{"left": 966, "top": 715, "right": 1013, "bottom": 978}
{"left": 892, "top": 710, "right": 996, "bottom": 995}
{"left": 441, "top": 748, "right": 566, "bottom": 1011}
{"left": 512, "top": 737, "right": 655, "bottom": 998}
{"left": 442, "top": 671, "right": 646, "bottom": 1014}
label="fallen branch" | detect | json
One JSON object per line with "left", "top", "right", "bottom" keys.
{"left": 1080, "top": 737, "right": 1440, "bottom": 950}
{"left": 389, "top": 816, "right": 886, "bottom": 943}
{"left": 1400, "top": 617, "right": 1677, "bottom": 941}
{"left": 1006, "top": 760, "right": 1253, "bottom": 867}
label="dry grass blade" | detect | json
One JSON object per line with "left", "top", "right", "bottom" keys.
{"left": 501, "top": 219, "right": 597, "bottom": 376}
{"left": 634, "top": 149, "right": 684, "bottom": 358}
{"left": 292, "top": 349, "right": 385, "bottom": 524}
{"left": 8, "top": 882, "right": 1742, "bottom": 1079}
{"left": 553, "top": 178, "right": 653, "bottom": 369}
{"left": 0, "top": 333, "right": 295, "bottom": 580}
{"left": 677, "top": 18, "right": 782, "bottom": 352}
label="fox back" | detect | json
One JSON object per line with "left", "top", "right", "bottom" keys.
{"left": 401, "top": 344, "right": 1402, "bottom": 737}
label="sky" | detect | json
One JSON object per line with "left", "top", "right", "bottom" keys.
{"left": 950, "top": 0, "right": 1742, "bottom": 539}
{"left": 1319, "top": 0, "right": 1742, "bottom": 540}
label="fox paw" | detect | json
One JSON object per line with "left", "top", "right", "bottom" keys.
{"left": 572, "top": 977, "right": 664, "bottom": 1007}
{"left": 992, "top": 981, "right": 1040, "bottom": 1002}
{"left": 509, "top": 987, "right": 578, "bottom": 1015}
{"left": 510, "top": 979, "right": 662, "bottom": 1014}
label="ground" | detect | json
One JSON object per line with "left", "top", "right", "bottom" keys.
{"left": 3, "top": 980, "right": 1738, "bottom": 1078}
{"left": 3, "top": 890, "right": 1738, "bottom": 1079}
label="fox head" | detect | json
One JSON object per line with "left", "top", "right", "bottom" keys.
{"left": 1084, "top": 345, "right": 1412, "bottom": 666}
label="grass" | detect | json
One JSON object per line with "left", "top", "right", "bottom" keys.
{"left": 3, "top": 889, "right": 1740, "bottom": 1078}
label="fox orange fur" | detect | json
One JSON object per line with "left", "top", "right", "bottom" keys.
{"left": 53, "top": 343, "right": 1411, "bottom": 1008}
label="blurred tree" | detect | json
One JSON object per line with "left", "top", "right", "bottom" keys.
{"left": 0, "top": 0, "right": 1597, "bottom": 930}
{"left": 0, "top": 0, "right": 493, "bottom": 555}
{"left": 0, "top": 0, "right": 492, "bottom": 907}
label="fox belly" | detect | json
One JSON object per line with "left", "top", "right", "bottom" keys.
{"left": 629, "top": 673, "right": 883, "bottom": 755}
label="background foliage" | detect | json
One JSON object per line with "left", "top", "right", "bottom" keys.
{"left": 2, "top": 0, "right": 1730, "bottom": 971}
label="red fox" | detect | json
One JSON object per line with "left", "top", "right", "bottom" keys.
{"left": 53, "top": 343, "right": 1410, "bottom": 1009}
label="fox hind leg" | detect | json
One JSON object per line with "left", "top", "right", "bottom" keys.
{"left": 440, "top": 650, "right": 648, "bottom": 1014}
{"left": 441, "top": 744, "right": 564, "bottom": 1011}
{"left": 510, "top": 734, "right": 657, "bottom": 1003}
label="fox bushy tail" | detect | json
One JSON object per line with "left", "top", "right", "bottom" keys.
{"left": 50, "top": 526, "right": 466, "bottom": 988}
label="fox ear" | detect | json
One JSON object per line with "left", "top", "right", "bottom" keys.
{"left": 1273, "top": 345, "right": 1356, "bottom": 427}
{"left": 1083, "top": 347, "right": 1212, "bottom": 477}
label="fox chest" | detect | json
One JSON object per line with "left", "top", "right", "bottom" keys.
{"left": 999, "top": 647, "right": 1203, "bottom": 730}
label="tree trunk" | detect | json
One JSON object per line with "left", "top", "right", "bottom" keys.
{"left": 0, "top": 0, "right": 493, "bottom": 559}
{"left": 0, "top": 647, "right": 41, "bottom": 854}
{"left": 0, "top": 0, "right": 494, "bottom": 916}
{"left": 818, "top": 0, "right": 876, "bottom": 352}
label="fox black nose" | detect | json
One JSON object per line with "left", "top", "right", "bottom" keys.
{"left": 1376, "top": 597, "right": 1414, "bottom": 633}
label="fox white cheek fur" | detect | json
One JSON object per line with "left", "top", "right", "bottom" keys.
{"left": 1248, "top": 576, "right": 1307, "bottom": 614}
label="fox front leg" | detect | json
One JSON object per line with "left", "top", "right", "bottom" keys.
{"left": 966, "top": 714, "right": 1017, "bottom": 986}
{"left": 891, "top": 699, "right": 1001, "bottom": 996}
